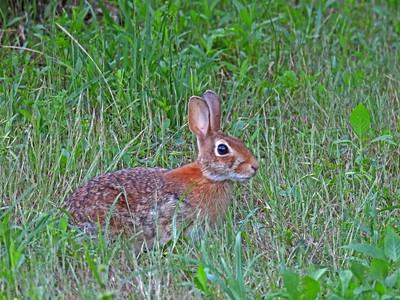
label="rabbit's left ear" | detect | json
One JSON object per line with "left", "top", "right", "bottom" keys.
{"left": 188, "top": 96, "right": 210, "bottom": 146}
{"left": 203, "top": 90, "right": 221, "bottom": 132}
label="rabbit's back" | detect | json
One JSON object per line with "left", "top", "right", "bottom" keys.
{"left": 66, "top": 167, "right": 173, "bottom": 242}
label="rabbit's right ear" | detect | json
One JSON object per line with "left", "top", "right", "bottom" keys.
{"left": 203, "top": 90, "right": 221, "bottom": 132}
{"left": 188, "top": 96, "right": 210, "bottom": 147}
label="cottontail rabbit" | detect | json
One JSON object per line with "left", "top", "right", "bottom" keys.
{"left": 65, "top": 91, "right": 258, "bottom": 249}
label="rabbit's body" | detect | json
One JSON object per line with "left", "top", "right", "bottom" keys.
{"left": 68, "top": 163, "right": 232, "bottom": 247}
{"left": 66, "top": 91, "right": 258, "bottom": 249}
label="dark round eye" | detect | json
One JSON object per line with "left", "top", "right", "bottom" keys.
{"left": 217, "top": 144, "right": 229, "bottom": 155}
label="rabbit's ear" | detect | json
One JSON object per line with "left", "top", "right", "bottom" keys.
{"left": 203, "top": 90, "right": 221, "bottom": 132}
{"left": 188, "top": 96, "right": 210, "bottom": 145}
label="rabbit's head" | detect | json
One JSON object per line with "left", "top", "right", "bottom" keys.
{"left": 188, "top": 90, "right": 259, "bottom": 182}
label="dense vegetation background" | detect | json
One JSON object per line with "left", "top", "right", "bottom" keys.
{"left": 0, "top": 0, "right": 399, "bottom": 298}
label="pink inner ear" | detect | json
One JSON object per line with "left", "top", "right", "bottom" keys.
{"left": 197, "top": 109, "right": 209, "bottom": 136}
{"left": 188, "top": 97, "right": 210, "bottom": 139}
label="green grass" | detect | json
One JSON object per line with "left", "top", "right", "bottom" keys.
{"left": 1, "top": 0, "right": 399, "bottom": 298}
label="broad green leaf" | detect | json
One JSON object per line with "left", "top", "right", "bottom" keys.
{"left": 283, "top": 269, "right": 300, "bottom": 300}
{"left": 374, "top": 281, "right": 386, "bottom": 296}
{"left": 353, "top": 286, "right": 371, "bottom": 296}
{"left": 18, "top": 108, "right": 33, "bottom": 124}
{"left": 345, "top": 244, "right": 386, "bottom": 260}
{"left": 339, "top": 270, "right": 353, "bottom": 296}
{"left": 196, "top": 262, "right": 207, "bottom": 291}
{"left": 369, "top": 259, "right": 389, "bottom": 282}
{"left": 309, "top": 268, "right": 328, "bottom": 281}
{"left": 300, "top": 276, "right": 320, "bottom": 300}
{"left": 58, "top": 214, "right": 68, "bottom": 232}
{"left": 350, "top": 103, "right": 370, "bottom": 139}
{"left": 385, "top": 272, "right": 399, "bottom": 289}
{"left": 351, "top": 262, "right": 368, "bottom": 284}
{"left": 384, "top": 228, "right": 400, "bottom": 263}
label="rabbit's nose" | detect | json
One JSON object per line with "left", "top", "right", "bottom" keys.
{"left": 250, "top": 157, "right": 259, "bottom": 172}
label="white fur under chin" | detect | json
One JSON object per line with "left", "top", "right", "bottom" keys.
{"left": 203, "top": 171, "right": 252, "bottom": 182}
{"left": 233, "top": 174, "right": 253, "bottom": 181}
{"left": 203, "top": 172, "right": 229, "bottom": 181}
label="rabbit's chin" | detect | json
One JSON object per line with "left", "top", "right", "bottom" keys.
{"left": 204, "top": 172, "right": 255, "bottom": 182}
{"left": 233, "top": 174, "right": 256, "bottom": 181}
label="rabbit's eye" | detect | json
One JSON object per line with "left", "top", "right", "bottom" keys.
{"left": 217, "top": 144, "right": 230, "bottom": 155}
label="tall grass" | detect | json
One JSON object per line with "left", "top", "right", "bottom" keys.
{"left": 1, "top": 0, "right": 399, "bottom": 298}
